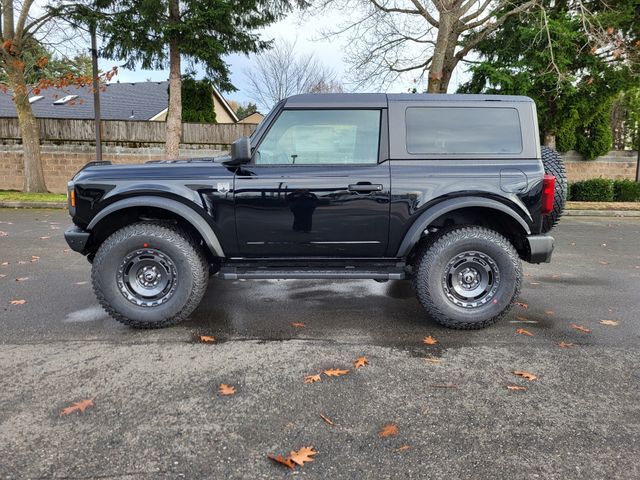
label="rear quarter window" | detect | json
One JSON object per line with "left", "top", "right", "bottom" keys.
{"left": 405, "top": 107, "right": 523, "bottom": 155}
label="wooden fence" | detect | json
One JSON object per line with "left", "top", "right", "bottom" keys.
{"left": 0, "top": 117, "right": 257, "bottom": 146}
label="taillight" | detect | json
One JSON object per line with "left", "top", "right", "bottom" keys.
{"left": 541, "top": 174, "right": 555, "bottom": 215}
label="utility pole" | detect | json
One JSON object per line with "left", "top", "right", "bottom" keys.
{"left": 90, "top": 22, "right": 102, "bottom": 161}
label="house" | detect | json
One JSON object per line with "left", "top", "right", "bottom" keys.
{"left": 0, "top": 81, "right": 240, "bottom": 123}
{"left": 237, "top": 111, "right": 264, "bottom": 124}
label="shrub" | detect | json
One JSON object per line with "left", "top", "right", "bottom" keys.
{"left": 570, "top": 179, "right": 614, "bottom": 201}
{"left": 613, "top": 179, "right": 640, "bottom": 202}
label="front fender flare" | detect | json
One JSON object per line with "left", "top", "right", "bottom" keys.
{"left": 87, "top": 196, "right": 225, "bottom": 257}
{"left": 395, "top": 196, "right": 531, "bottom": 257}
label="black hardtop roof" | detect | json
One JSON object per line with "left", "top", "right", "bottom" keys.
{"left": 284, "top": 93, "right": 533, "bottom": 108}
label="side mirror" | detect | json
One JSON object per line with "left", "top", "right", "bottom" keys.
{"left": 229, "top": 136, "right": 252, "bottom": 165}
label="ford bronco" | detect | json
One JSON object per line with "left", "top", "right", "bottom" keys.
{"left": 64, "top": 93, "right": 567, "bottom": 329}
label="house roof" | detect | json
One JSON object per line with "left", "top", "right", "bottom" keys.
{"left": 0, "top": 81, "right": 170, "bottom": 120}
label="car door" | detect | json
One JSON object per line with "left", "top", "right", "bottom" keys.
{"left": 234, "top": 108, "right": 390, "bottom": 257}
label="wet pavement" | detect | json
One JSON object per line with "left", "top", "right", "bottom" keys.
{"left": 1, "top": 209, "right": 639, "bottom": 479}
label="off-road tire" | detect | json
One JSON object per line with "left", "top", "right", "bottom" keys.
{"left": 413, "top": 227, "right": 522, "bottom": 329}
{"left": 540, "top": 146, "right": 567, "bottom": 233}
{"left": 92, "top": 222, "right": 208, "bottom": 328}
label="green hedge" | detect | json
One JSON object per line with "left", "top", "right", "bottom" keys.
{"left": 569, "top": 179, "right": 640, "bottom": 202}
{"left": 613, "top": 179, "right": 640, "bottom": 202}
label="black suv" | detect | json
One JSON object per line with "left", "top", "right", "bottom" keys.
{"left": 65, "top": 93, "right": 566, "bottom": 330}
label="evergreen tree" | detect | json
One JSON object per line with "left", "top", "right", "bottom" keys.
{"left": 86, "top": 0, "right": 305, "bottom": 156}
{"left": 459, "top": 1, "right": 639, "bottom": 159}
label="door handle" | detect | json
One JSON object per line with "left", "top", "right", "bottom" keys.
{"left": 348, "top": 183, "right": 383, "bottom": 192}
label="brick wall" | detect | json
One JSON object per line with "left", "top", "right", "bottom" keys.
{"left": 0, "top": 143, "right": 224, "bottom": 193}
{"left": 0, "top": 145, "right": 637, "bottom": 194}
{"left": 564, "top": 150, "right": 638, "bottom": 182}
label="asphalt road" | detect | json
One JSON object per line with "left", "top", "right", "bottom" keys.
{"left": 1, "top": 209, "right": 639, "bottom": 479}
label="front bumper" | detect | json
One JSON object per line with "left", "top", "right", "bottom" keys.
{"left": 64, "top": 225, "right": 90, "bottom": 253}
{"left": 525, "top": 234, "right": 554, "bottom": 263}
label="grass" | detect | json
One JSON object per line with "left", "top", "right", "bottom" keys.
{"left": 0, "top": 190, "right": 67, "bottom": 203}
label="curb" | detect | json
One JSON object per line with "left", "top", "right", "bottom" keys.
{"left": 564, "top": 209, "right": 640, "bottom": 217}
{"left": 0, "top": 201, "right": 67, "bottom": 209}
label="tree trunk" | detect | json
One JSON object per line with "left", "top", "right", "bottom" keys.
{"left": 427, "top": 14, "right": 457, "bottom": 93}
{"left": 7, "top": 68, "right": 47, "bottom": 192}
{"left": 165, "top": 0, "right": 182, "bottom": 158}
{"left": 544, "top": 132, "right": 556, "bottom": 150}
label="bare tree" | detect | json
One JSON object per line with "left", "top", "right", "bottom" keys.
{"left": 245, "top": 38, "right": 342, "bottom": 110}
{"left": 314, "top": 0, "right": 539, "bottom": 93}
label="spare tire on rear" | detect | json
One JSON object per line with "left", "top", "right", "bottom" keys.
{"left": 540, "top": 146, "right": 567, "bottom": 233}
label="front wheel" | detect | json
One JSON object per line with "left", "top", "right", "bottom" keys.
{"left": 413, "top": 227, "right": 522, "bottom": 329}
{"left": 92, "top": 222, "right": 209, "bottom": 328}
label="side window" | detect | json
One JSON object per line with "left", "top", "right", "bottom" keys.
{"left": 255, "top": 110, "right": 380, "bottom": 165}
{"left": 405, "top": 107, "right": 523, "bottom": 155}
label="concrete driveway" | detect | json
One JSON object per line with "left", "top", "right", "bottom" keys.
{"left": 1, "top": 209, "right": 639, "bottom": 479}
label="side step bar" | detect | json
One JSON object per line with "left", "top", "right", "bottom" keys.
{"left": 218, "top": 267, "right": 405, "bottom": 281}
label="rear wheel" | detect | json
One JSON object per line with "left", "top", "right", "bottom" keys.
{"left": 413, "top": 226, "right": 522, "bottom": 329}
{"left": 92, "top": 222, "right": 208, "bottom": 328}
{"left": 540, "top": 146, "right": 567, "bottom": 232}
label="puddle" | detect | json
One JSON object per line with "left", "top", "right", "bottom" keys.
{"left": 63, "top": 306, "right": 108, "bottom": 323}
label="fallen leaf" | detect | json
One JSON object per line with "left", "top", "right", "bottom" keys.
{"left": 199, "top": 335, "right": 215, "bottom": 343}
{"left": 354, "top": 356, "right": 368, "bottom": 369}
{"left": 324, "top": 368, "right": 349, "bottom": 377}
{"left": 551, "top": 274, "right": 561, "bottom": 279}
{"left": 31, "top": 256, "right": 39, "bottom": 262}
{"left": 0, "top": 274, "right": 6, "bottom": 278}
{"left": 10, "top": 299, "right": 26, "bottom": 305}
{"left": 17, "top": 261, "right": 26, "bottom": 264}
{"left": 422, "top": 335, "right": 438, "bottom": 345}
{"left": 516, "top": 328, "right": 534, "bottom": 336}
{"left": 0, "top": 231, "right": 7, "bottom": 237}
{"left": 558, "top": 341, "right": 575, "bottom": 348}
{"left": 430, "top": 383, "right": 458, "bottom": 389}
{"left": 319, "top": 413, "right": 334, "bottom": 426}
{"left": 289, "top": 446, "right": 318, "bottom": 467}
{"left": 570, "top": 324, "right": 592, "bottom": 333}
{"left": 513, "top": 371, "right": 537, "bottom": 381}
{"left": 515, "top": 301, "right": 529, "bottom": 309}
{"left": 304, "top": 374, "right": 321, "bottom": 384}
{"left": 39, "top": 236, "right": 50, "bottom": 240}
{"left": 599, "top": 261, "right": 609, "bottom": 265}
{"left": 545, "top": 310, "right": 555, "bottom": 315}
{"left": 506, "top": 385, "right": 528, "bottom": 391}
{"left": 267, "top": 454, "right": 295, "bottom": 469}
{"left": 75, "top": 281, "right": 88, "bottom": 285}
{"left": 60, "top": 399, "right": 94, "bottom": 416}
{"left": 424, "top": 357, "right": 443, "bottom": 364}
{"left": 395, "top": 444, "right": 411, "bottom": 452}
{"left": 291, "top": 322, "right": 305, "bottom": 328}
{"left": 218, "top": 384, "right": 236, "bottom": 396}
{"left": 379, "top": 423, "right": 399, "bottom": 438}
{"left": 1, "top": 261, "right": 8, "bottom": 266}
{"left": 529, "top": 281, "right": 540, "bottom": 285}
{"left": 15, "top": 277, "right": 29, "bottom": 282}
{"left": 599, "top": 320, "right": 619, "bottom": 326}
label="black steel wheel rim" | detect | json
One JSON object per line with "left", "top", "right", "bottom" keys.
{"left": 117, "top": 248, "right": 178, "bottom": 307}
{"left": 442, "top": 250, "right": 500, "bottom": 308}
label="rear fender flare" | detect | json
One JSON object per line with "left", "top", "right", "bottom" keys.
{"left": 87, "top": 196, "right": 225, "bottom": 257}
{"left": 395, "top": 196, "right": 531, "bottom": 257}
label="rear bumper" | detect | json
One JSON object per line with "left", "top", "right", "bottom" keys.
{"left": 64, "top": 225, "right": 90, "bottom": 253}
{"left": 525, "top": 234, "right": 554, "bottom": 263}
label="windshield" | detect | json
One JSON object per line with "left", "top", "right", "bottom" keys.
{"left": 250, "top": 100, "right": 286, "bottom": 144}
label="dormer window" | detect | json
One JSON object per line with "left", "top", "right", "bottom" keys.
{"left": 53, "top": 95, "right": 78, "bottom": 105}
